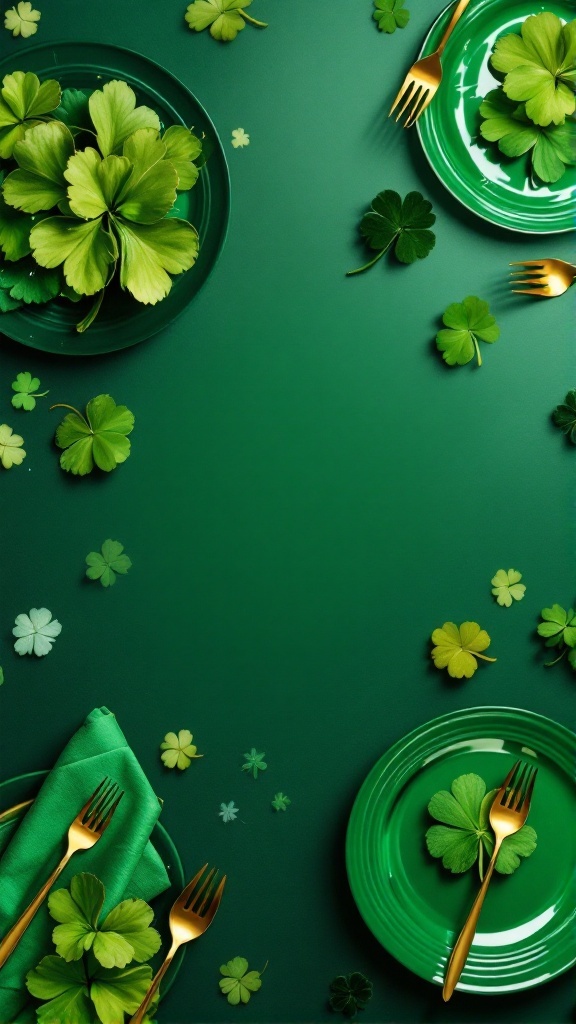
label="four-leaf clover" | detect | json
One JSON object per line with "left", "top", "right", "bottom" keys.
{"left": 242, "top": 748, "right": 267, "bottom": 778}
{"left": 185, "top": 0, "right": 267, "bottom": 42}
{"left": 85, "top": 540, "right": 132, "bottom": 588}
{"left": 491, "top": 569, "right": 526, "bottom": 607}
{"left": 328, "top": 972, "right": 373, "bottom": 1018}
{"left": 52, "top": 395, "right": 134, "bottom": 475}
{"left": 271, "top": 792, "right": 290, "bottom": 811}
{"left": 4, "top": 2, "right": 41, "bottom": 38}
{"left": 373, "top": 0, "right": 410, "bottom": 34}
{"left": 219, "top": 957, "right": 265, "bottom": 1005}
{"left": 160, "top": 730, "right": 203, "bottom": 769}
{"left": 436, "top": 296, "right": 500, "bottom": 367}
{"left": 553, "top": 389, "right": 576, "bottom": 444}
{"left": 11, "top": 371, "right": 48, "bottom": 410}
{"left": 431, "top": 621, "right": 496, "bottom": 679}
{"left": 348, "top": 190, "right": 436, "bottom": 275}
{"left": 13, "top": 607, "right": 62, "bottom": 656}
{"left": 0, "top": 423, "right": 26, "bottom": 467}
{"left": 219, "top": 801, "right": 239, "bottom": 822}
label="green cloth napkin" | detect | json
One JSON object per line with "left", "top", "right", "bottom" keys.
{"left": 0, "top": 707, "right": 170, "bottom": 1023}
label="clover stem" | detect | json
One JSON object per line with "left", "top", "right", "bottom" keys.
{"left": 33, "top": 391, "right": 49, "bottom": 398}
{"left": 474, "top": 653, "right": 497, "bottom": 663}
{"left": 49, "top": 403, "right": 86, "bottom": 424}
{"left": 346, "top": 236, "right": 395, "bottom": 276}
{"left": 239, "top": 10, "right": 268, "bottom": 26}
{"left": 545, "top": 647, "right": 567, "bottom": 667}
{"left": 473, "top": 333, "right": 482, "bottom": 367}
{"left": 76, "top": 289, "right": 106, "bottom": 333}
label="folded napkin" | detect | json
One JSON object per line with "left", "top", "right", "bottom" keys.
{"left": 0, "top": 707, "right": 170, "bottom": 1023}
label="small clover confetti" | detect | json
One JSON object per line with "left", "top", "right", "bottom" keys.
{"left": 537, "top": 604, "right": 576, "bottom": 670}
{"left": 11, "top": 372, "right": 48, "bottom": 411}
{"left": 85, "top": 540, "right": 132, "bottom": 588}
{"left": 231, "top": 127, "right": 250, "bottom": 148}
{"left": 13, "top": 608, "right": 62, "bottom": 657}
{"left": 185, "top": 0, "right": 267, "bottom": 42}
{"left": 219, "top": 801, "right": 239, "bottom": 822}
{"left": 491, "top": 569, "right": 526, "bottom": 607}
{"left": 242, "top": 748, "right": 267, "bottom": 778}
{"left": 160, "top": 730, "right": 203, "bottom": 770}
{"left": 219, "top": 957, "right": 266, "bottom": 1005}
{"left": 0, "top": 424, "right": 26, "bottom": 468}
{"left": 328, "top": 972, "right": 373, "bottom": 1018}
{"left": 4, "top": 1, "right": 40, "bottom": 37}
{"left": 271, "top": 792, "right": 290, "bottom": 811}
{"left": 552, "top": 389, "right": 576, "bottom": 444}
{"left": 373, "top": 0, "right": 410, "bottom": 33}
{"left": 431, "top": 621, "right": 496, "bottom": 679}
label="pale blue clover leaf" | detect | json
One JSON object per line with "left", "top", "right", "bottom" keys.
{"left": 219, "top": 801, "right": 239, "bottom": 822}
{"left": 242, "top": 748, "right": 267, "bottom": 778}
{"left": 13, "top": 607, "right": 61, "bottom": 656}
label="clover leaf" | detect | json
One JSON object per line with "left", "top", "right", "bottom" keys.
{"left": 162, "top": 125, "right": 202, "bottom": 190}
{"left": 11, "top": 371, "right": 48, "bottom": 410}
{"left": 431, "top": 621, "right": 496, "bottom": 679}
{"left": 219, "top": 801, "right": 239, "bottom": 822}
{"left": 219, "top": 957, "right": 266, "bottom": 1005}
{"left": 49, "top": 873, "right": 161, "bottom": 970}
{"left": 436, "top": 296, "right": 500, "bottom": 367}
{"left": 0, "top": 423, "right": 25, "bottom": 468}
{"left": 426, "top": 773, "right": 537, "bottom": 879}
{"left": 553, "top": 389, "right": 576, "bottom": 444}
{"left": 13, "top": 607, "right": 61, "bottom": 656}
{"left": 347, "top": 190, "right": 435, "bottom": 275}
{"left": 4, "top": 2, "right": 41, "bottom": 37}
{"left": 85, "top": 540, "right": 132, "bottom": 587}
{"left": 479, "top": 88, "right": 576, "bottom": 184}
{"left": 54, "top": 88, "right": 93, "bottom": 136}
{"left": 27, "top": 954, "right": 153, "bottom": 1024}
{"left": 88, "top": 80, "right": 160, "bottom": 157}
{"left": 491, "top": 13, "right": 576, "bottom": 127}
{"left": 0, "top": 71, "right": 60, "bottom": 159}
{"left": 491, "top": 569, "right": 526, "bottom": 607}
{"left": 185, "top": 0, "right": 267, "bottom": 42}
{"left": 242, "top": 747, "right": 267, "bottom": 778}
{"left": 373, "top": 0, "right": 410, "bottom": 34}
{"left": 52, "top": 394, "right": 134, "bottom": 476}
{"left": 271, "top": 792, "right": 290, "bottom": 811}
{"left": 328, "top": 972, "right": 373, "bottom": 1018}
{"left": 0, "top": 256, "right": 61, "bottom": 306}
{"left": 537, "top": 603, "right": 576, "bottom": 669}
{"left": 160, "top": 729, "right": 203, "bottom": 769}
{"left": 0, "top": 187, "right": 34, "bottom": 261}
{"left": 3, "top": 120, "right": 74, "bottom": 214}
{"left": 0, "top": 667, "right": 4, "bottom": 686}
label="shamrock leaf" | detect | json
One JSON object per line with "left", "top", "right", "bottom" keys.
{"left": 491, "top": 13, "right": 576, "bottom": 127}
{"left": 491, "top": 569, "right": 526, "bottom": 607}
{"left": 4, "top": 2, "right": 41, "bottom": 37}
{"left": 26, "top": 955, "right": 93, "bottom": 1024}
{"left": 0, "top": 188, "right": 33, "bottom": 261}
{"left": 479, "top": 88, "right": 576, "bottom": 184}
{"left": 52, "top": 395, "right": 134, "bottom": 476}
{"left": 90, "top": 960, "right": 153, "bottom": 1022}
{"left": 242, "top": 747, "right": 267, "bottom": 778}
{"left": 0, "top": 71, "right": 60, "bottom": 159}
{"left": 271, "top": 792, "right": 290, "bottom": 811}
{"left": 426, "top": 773, "right": 537, "bottom": 878}
{"left": 30, "top": 215, "right": 118, "bottom": 298}
{"left": 115, "top": 217, "right": 199, "bottom": 304}
{"left": 185, "top": 0, "right": 267, "bottom": 43}
{"left": 0, "top": 423, "right": 26, "bottom": 467}
{"left": 0, "top": 256, "right": 61, "bottom": 306}
{"left": 13, "top": 607, "right": 61, "bottom": 656}
{"left": 219, "top": 801, "right": 239, "bottom": 822}
{"left": 160, "top": 729, "right": 203, "bottom": 769}
{"left": 3, "top": 120, "right": 75, "bottom": 214}
{"left": 373, "top": 0, "right": 410, "bottom": 34}
{"left": 553, "top": 389, "right": 576, "bottom": 444}
{"left": 431, "top": 621, "right": 496, "bottom": 679}
{"left": 162, "top": 125, "right": 202, "bottom": 190}
{"left": 11, "top": 370, "right": 48, "bottom": 410}
{"left": 218, "top": 957, "right": 265, "bottom": 1005}
{"left": 0, "top": 667, "right": 4, "bottom": 686}
{"left": 347, "top": 190, "right": 435, "bottom": 274}
{"left": 537, "top": 604, "right": 576, "bottom": 669}
{"left": 231, "top": 127, "right": 250, "bottom": 149}
{"left": 54, "top": 88, "right": 93, "bottom": 136}
{"left": 85, "top": 540, "right": 132, "bottom": 588}
{"left": 436, "top": 296, "right": 500, "bottom": 367}
{"left": 88, "top": 80, "right": 160, "bottom": 157}
{"left": 328, "top": 972, "right": 373, "bottom": 1018}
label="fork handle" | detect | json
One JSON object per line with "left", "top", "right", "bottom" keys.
{"left": 442, "top": 837, "right": 502, "bottom": 1001}
{"left": 437, "top": 0, "right": 472, "bottom": 55}
{"left": 0, "top": 849, "right": 72, "bottom": 969}
{"left": 128, "top": 943, "right": 179, "bottom": 1024}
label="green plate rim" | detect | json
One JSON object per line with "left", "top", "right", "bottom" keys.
{"left": 346, "top": 705, "right": 576, "bottom": 994}
{"left": 415, "top": 0, "right": 576, "bottom": 235}
{"left": 0, "top": 769, "right": 186, "bottom": 998}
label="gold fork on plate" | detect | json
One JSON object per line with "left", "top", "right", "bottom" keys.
{"left": 389, "top": 0, "right": 472, "bottom": 127}
{"left": 128, "top": 862, "right": 227, "bottom": 1024}
{"left": 510, "top": 258, "right": 576, "bottom": 298}
{"left": 443, "top": 760, "right": 537, "bottom": 1001}
{"left": 0, "top": 777, "right": 122, "bottom": 969}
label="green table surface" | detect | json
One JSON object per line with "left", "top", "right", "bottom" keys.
{"left": 0, "top": 1, "right": 574, "bottom": 1022}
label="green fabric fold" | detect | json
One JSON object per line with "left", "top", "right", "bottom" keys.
{"left": 0, "top": 707, "right": 169, "bottom": 1022}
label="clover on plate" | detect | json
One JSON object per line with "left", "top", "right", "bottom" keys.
{"left": 431, "top": 621, "right": 496, "bottom": 679}
{"left": 160, "top": 730, "right": 203, "bottom": 770}
{"left": 13, "top": 608, "right": 61, "bottom": 656}
{"left": 479, "top": 88, "right": 576, "bottom": 185}
{"left": 0, "top": 71, "right": 60, "bottom": 159}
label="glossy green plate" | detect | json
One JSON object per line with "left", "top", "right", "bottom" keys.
{"left": 0, "top": 771, "right": 186, "bottom": 996}
{"left": 346, "top": 707, "right": 576, "bottom": 994}
{"left": 416, "top": 0, "right": 576, "bottom": 233}
{"left": 0, "top": 42, "right": 230, "bottom": 355}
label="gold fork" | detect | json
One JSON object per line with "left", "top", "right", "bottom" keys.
{"left": 510, "top": 258, "right": 576, "bottom": 298}
{"left": 443, "top": 760, "right": 537, "bottom": 1001}
{"left": 0, "top": 777, "right": 122, "bottom": 969}
{"left": 389, "top": 0, "right": 472, "bottom": 127}
{"left": 129, "top": 862, "right": 227, "bottom": 1024}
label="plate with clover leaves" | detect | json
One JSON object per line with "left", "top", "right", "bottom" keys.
{"left": 0, "top": 41, "right": 229, "bottom": 355}
{"left": 0, "top": 771, "right": 187, "bottom": 996}
{"left": 346, "top": 707, "right": 576, "bottom": 993}
{"left": 416, "top": 0, "right": 576, "bottom": 233}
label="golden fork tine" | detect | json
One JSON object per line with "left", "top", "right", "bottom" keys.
{"left": 520, "top": 768, "right": 538, "bottom": 811}
{"left": 389, "top": 74, "right": 413, "bottom": 116}
{"left": 85, "top": 781, "right": 119, "bottom": 828}
{"left": 196, "top": 873, "right": 219, "bottom": 916}
{"left": 512, "top": 288, "right": 551, "bottom": 296}
{"left": 190, "top": 866, "right": 217, "bottom": 912}
{"left": 78, "top": 777, "right": 108, "bottom": 820}
{"left": 202, "top": 875, "right": 227, "bottom": 925}
{"left": 176, "top": 863, "right": 209, "bottom": 906}
{"left": 396, "top": 83, "right": 420, "bottom": 123}
{"left": 496, "top": 760, "right": 520, "bottom": 800}
{"left": 511, "top": 278, "right": 546, "bottom": 286}
{"left": 510, "top": 260, "right": 544, "bottom": 267}
{"left": 510, "top": 764, "right": 529, "bottom": 809}
{"left": 98, "top": 792, "right": 123, "bottom": 833}
{"left": 405, "top": 87, "right": 432, "bottom": 127}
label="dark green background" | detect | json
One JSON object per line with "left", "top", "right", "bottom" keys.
{"left": 0, "top": 1, "right": 574, "bottom": 1021}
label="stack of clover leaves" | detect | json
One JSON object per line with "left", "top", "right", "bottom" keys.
{"left": 0, "top": 71, "right": 203, "bottom": 331}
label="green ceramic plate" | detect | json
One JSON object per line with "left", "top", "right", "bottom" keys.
{"left": 0, "top": 771, "right": 186, "bottom": 996}
{"left": 346, "top": 707, "right": 576, "bottom": 994}
{"left": 416, "top": 0, "right": 576, "bottom": 233}
{"left": 0, "top": 42, "right": 230, "bottom": 355}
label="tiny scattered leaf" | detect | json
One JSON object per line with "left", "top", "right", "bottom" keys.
{"left": 11, "top": 370, "right": 48, "bottom": 410}
{"left": 271, "top": 792, "right": 290, "bottom": 811}
{"left": 537, "top": 603, "right": 576, "bottom": 670}
{"left": 431, "top": 621, "right": 496, "bottom": 679}
{"left": 0, "top": 423, "right": 25, "bottom": 468}
{"left": 552, "top": 389, "right": 576, "bottom": 444}
{"left": 491, "top": 569, "right": 526, "bottom": 607}
{"left": 4, "top": 1, "right": 40, "bottom": 38}
{"left": 347, "top": 190, "right": 435, "bottom": 274}
{"left": 185, "top": 0, "right": 267, "bottom": 42}
{"left": 242, "top": 747, "right": 267, "bottom": 778}
{"left": 52, "top": 394, "right": 134, "bottom": 476}
{"left": 328, "top": 972, "right": 373, "bottom": 1018}
{"left": 373, "top": 0, "right": 410, "bottom": 33}
{"left": 160, "top": 730, "right": 203, "bottom": 770}
{"left": 13, "top": 607, "right": 61, "bottom": 656}
{"left": 436, "top": 296, "right": 500, "bottom": 367}
{"left": 219, "top": 957, "right": 265, "bottom": 1005}
{"left": 231, "top": 127, "right": 250, "bottom": 148}
{"left": 219, "top": 801, "right": 239, "bottom": 822}
{"left": 85, "top": 540, "right": 132, "bottom": 588}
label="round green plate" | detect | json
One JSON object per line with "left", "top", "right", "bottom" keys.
{"left": 0, "top": 42, "right": 230, "bottom": 355}
{"left": 346, "top": 707, "right": 576, "bottom": 994}
{"left": 416, "top": 0, "right": 576, "bottom": 233}
{"left": 0, "top": 771, "right": 186, "bottom": 996}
